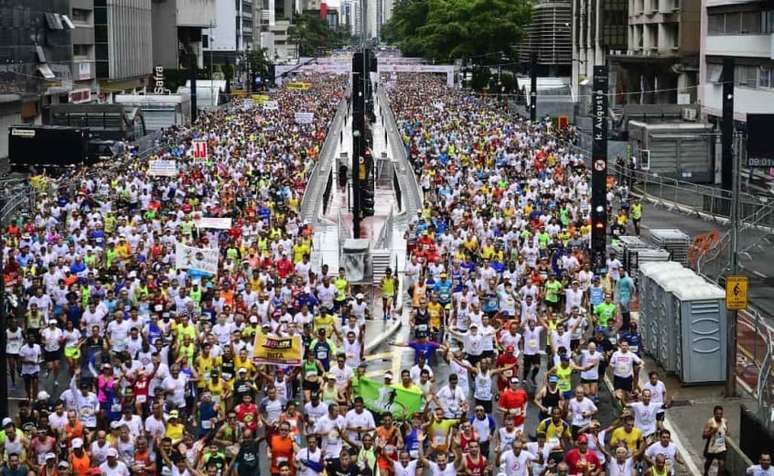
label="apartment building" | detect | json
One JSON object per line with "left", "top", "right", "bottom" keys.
{"left": 519, "top": 0, "right": 573, "bottom": 76}
{"left": 152, "top": 0, "right": 217, "bottom": 71}
{"left": 607, "top": 0, "right": 700, "bottom": 105}
{"left": 203, "top": 0, "right": 255, "bottom": 64}
{"left": 699, "top": 0, "right": 774, "bottom": 123}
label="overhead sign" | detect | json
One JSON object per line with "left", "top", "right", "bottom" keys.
{"left": 263, "top": 100, "right": 279, "bottom": 111}
{"left": 287, "top": 81, "right": 311, "bottom": 90}
{"left": 148, "top": 159, "right": 177, "bottom": 177}
{"left": 195, "top": 217, "right": 232, "bottom": 229}
{"left": 192, "top": 139, "right": 208, "bottom": 160}
{"left": 253, "top": 334, "right": 303, "bottom": 366}
{"left": 175, "top": 242, "right": 219, "bottom": 275}
{"left": 725, "top": 275, "right": 748, "bottom": 310}
{"left": 295, "top": 112, "right": 314, "bottom": 124}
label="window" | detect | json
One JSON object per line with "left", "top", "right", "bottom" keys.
{"left": 741, "top": 11, "right": 760, "bottom": 33}
{"left": 707, "top": 64, "right": 722, "bottom": 83}
{"left": 760, "top": 66, "right": 773, "bottom": 88}
{"left": 735, "top": 64, "right": 758, "bottom": 87}
{"left": 765, "top": 11, "right": 774, "bottom": 33}
{"left": 71, "top": 8, "right": 91, "bottom": 23}
{"left": 725, "top": 12, "right": 740, "bottom": 33}
{"left": 44, "top": 12, "right": 64, "bottom": 30}
{"left": 73, "top": 44, "right": 91, "bottom": 58}
{"left": 202, "top": 34, "right": 209, "bottom": 48}
{"left": 708, "top": 14, "right": 724, "bottom": 34}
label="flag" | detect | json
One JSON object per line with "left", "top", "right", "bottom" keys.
{"left": 357, "top": 378, "right": 424, "bottom": 421}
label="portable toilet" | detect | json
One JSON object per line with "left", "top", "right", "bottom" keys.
{"left": 651, "top": 268, "right": 700, "bottom": 371}
{"left": 638, "top": 261, "right": 684, "bottom": 357}
{"left": 672, "top": 280, "right": 727, "bottom": 384}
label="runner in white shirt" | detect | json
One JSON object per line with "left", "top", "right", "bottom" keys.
{"left": 746, "top": 453, "right": 774, "bottom": 476}
{"left": 567, "top": 387, "right": 598, "bottom": 433}
{"left": 609, "top": 341, "right": 642, "bottom": 398}
{"left": 608, "top": 446, "right": 636, "bottom": 476}
{"left": 644, "top": 430, "right": 685, "bottom": 475}
{"left": 19, "top": 335, "right": 42, "bottom": 400}
{"left": 313, "top": 405, "right": 345, "bottom": 459}
{"left": 642, "top": 371, "right": 670, "bottom": 430}
{"left": 295, "top": 435, "right": 324, "bottom": 476}
{"left": 344, "top": 398, "right": 376, "bottom": 443}
{"left": 393, "top": 451, "right": 419, "bottom": 476}
{"left": 627, "top": 389, "right": 660, "bottom": 439}
{"left": 435, "top": 375, "right": 467, "bottom": 418}
{"left": 496, "top": 440, "right": 537, "bottom": 476}
{"left": 579, "top": 342, "right": 604, "bottom": 400}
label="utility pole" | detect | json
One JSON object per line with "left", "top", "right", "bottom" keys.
{"left": 590, "top": 65, "right": 609, "bottom": 272}
{"left": 190, "top": 52, "right": 198, "bottom": 122}
{"left": 530, "top": 52, "right": 537, "bottom": 122}
{"left": 0, "top": 194, "right": 7, "bottom": 418}
{"left": 722, "top": 57, "right": 737, "bottom": 397}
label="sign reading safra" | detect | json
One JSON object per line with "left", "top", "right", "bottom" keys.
{"left": 725, "top": 275, "right": 748, "bottom": 310}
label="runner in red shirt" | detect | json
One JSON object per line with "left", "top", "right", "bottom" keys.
{"left": 563, "top": 435, "right": 602, "bottom": 475}
{"left": 498, "top": 377, "right": 529, "bottom": 431}
{"left": 462, "top": 441, "right": 488, "bottom": 476}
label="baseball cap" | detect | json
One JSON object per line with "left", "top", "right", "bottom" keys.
{"left": 58, "top": 462, "right": 70, "bottom": 469}
{"left": 38, "top": 391, "right": 50, "bottom": 400}
{"left": 71, "top": 438, "right": 84, "bottom": 449}
{"left": 168, "top": 410, "right": 179, "bottom": 419}
{"left": 577, "top": 434, "right": 589, "bottom": 444}
{"left": 106, "top": 448, "right": 118, "bottom": 458}
{"left": 238, "top": 367, "right": 248, "bottom": 374}
{"left": 548, "top": 375, "right": 559, "bottom": 383}
{"left": 45, "top": 453, "right": 56, "bottom": 460}
{"left": 249, "top": 316, "right": 258, "bottom": 324}
{"left": 510, "top": 377, "right": 520, "bottom": 384}
{"left": 355, "top": 293, "right": 365, "bottom": 299}
{"left": 1, "top": 418, "right": 12, "bottom": 427}
{"left": 384, "top": 371, "right": 393, "bottom": 380}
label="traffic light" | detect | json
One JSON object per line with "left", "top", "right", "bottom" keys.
{"left": 360, "top": 186, "right": 375, "bottom": 217}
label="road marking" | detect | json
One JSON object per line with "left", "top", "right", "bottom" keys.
{"left": 364, "top": 351, "right": 395, "bottom": 362}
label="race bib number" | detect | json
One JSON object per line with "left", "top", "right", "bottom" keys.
{"left": 137, "top": 395, "right": 147, "bottom": 403}
{"left": 201, "top": 419, "right": 212, "bottom": 429}
{"left": 111, "top": 402, "right": 122, "bottom": 413}
{"left": 316, "top": 350, "right": 328, "bottom": 360}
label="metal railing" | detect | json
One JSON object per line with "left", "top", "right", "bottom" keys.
{"left": 377, "top": 87, "right": 424, "bottom": 224}
{"left": 337, "top": 208, "right": 352, "bottom": 262}
{"left": 736, "top": 308, "right": 774, "bottom": 432}
{"left": 374, "top": 208, "right": 395, "bottom": 251}
{"left": 299, "top": 99, "right": 348, "bottom": 224}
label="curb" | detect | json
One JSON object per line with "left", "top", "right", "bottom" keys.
{"left": 601, "top": 375, "right": 702, "bottom": 476}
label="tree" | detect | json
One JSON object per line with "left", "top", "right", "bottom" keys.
{"left": 288, "top": 12, "right": 350, "bottom": 57}
{"left": 385, "top": 0, "right": 531, "bottom": 63}
{"left": 246, "top": 48, "right": 271, "bottom": 91}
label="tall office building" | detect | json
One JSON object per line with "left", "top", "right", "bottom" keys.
{"left": 152, "top": 0, "right": 217, "bottom": 71}
{"left": 519, "top": 0, "right": 573, "bottom": 76}
{"left": 203, "top": 0, "right": 254, "bottom": 64}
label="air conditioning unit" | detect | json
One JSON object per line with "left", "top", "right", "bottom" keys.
{"left": 682, "top": 108, "right": 697, "bottom": 121}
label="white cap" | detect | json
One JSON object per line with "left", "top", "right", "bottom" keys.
{"left": 48, "top": 319, "right": 58, "bottom": 325}
{"left": 249, "top": 316, "right": 258, "bottom": 324}
{"left": 71, "top": 438, "right": 84, "bottom": 449}
{"left": 106, "top": 448, "right": 118, "bottom": 458}
{"left": 45, "top": 452, "right": 56, "bottom": 460}
{"left": 2, "top": 417, "right": 12, "bottom": 427}
{"left": 38, "top": 391, "right": 50, "bottom": 400}
{"left": 355, "top": 293, "right": 365, "bottom": 299}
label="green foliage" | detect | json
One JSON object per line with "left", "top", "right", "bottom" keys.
{"left": 470, "top": 67, "right": 491, "bottom": 91}
{"left": 385, "top": 0, "right": 531, "bottom": 62}
{"left": 247, "top": 48, "right": 272, "bottom": 80}
{"left": 288, "top": 12, "right": 350, "bottom": 56}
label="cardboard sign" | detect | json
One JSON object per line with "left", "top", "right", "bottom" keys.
{"left": 295, "top": 112, "right": 314, "bottom": 124}
{"left": 195, "top": 217, "right": 233, "bottom": 230}
{"left": 253, "top": 334, "right": 303, "bottom": 366}
{"left": 192, "top": 139, "right": 208, "bottom": 160}
{"left": 148, "top": 160, "right": 177, "bottom": 177}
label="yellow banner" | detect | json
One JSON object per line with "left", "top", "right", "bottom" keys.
{"left": 287, "top": 81, "right": 311, "bottom": 91}
{"left": 251, "top": 94, "right": 270, "bottom": 103}
{"left": 253, "top": 334, "right": 303, "bottom": 366}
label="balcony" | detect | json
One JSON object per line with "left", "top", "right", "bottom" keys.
{"left": 705, "top": 34, "right": 774, "bottom": 59}
{"left": 72, "top": 61, "right": 94, "bottom": 81}
{"left": 176, "top": 0, "right": 217, "bottom": 27}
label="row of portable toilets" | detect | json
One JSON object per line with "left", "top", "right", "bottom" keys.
{"left": 638, "top": 261, "right": 728, "bottom": 384}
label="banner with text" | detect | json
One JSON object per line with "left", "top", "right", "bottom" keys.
{"left": 253, "top": 334, "right": 303, "bottom": 366}
{"left": 195, "top": 217, "right": 233, "bottom": 229}
{"left": 175, "top": 242, "right": 219, "bottom": 275}
{"left": 148, "top": 160, "right": 178, "bottom": 177}
{"left": 295, "top": 112, "right": 314, "bottom": 124}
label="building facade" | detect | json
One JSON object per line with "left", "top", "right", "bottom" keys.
{"left": 203, "top": 0, "right": 254, "bottom": 64}
{"left": 699, "top": 0, "right": 774, "bottom": 123}
{"left": 571, "top": 0, "right": 628, "bottom": 98}
{"left": 0, "top": 0, "right": 74, "bottom": 158}
{"left": 608, "top": 0, "right": 700, "bottom": 106}
{"left": 152, "top": 0, "right": 217, "bottom": 72}
{"left": 519, "top": 0, "right": 573, "bottom": 76}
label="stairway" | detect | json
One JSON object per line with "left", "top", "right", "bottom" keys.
{"left": 371, "top": 249, "right": 392, "bottom": 285}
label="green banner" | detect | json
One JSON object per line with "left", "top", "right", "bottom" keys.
{"left": 357, "top": 378, "right": 424, "bottom": 421}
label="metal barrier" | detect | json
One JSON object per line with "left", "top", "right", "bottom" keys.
{"left": 321, "top": 168, "right": 334, "bottom": 216}
{"left": 299, "top": 99, "right": 348, "bottom": 224}
{"left": 337, "top": 208, "right": 352, "bottom": 262}
{"left": 375, "top": 208, "right": 395, "bottom": 251}
{"left": 377, "top": 87, "right": 424, "bottom": 224}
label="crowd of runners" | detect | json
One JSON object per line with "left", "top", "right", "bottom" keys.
{"left": 0, "top": 67, "right": 770, "bottom": 476}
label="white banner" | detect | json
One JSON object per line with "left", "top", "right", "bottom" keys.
{"left": 175, "top": 242, "right": 219, "bottom": 275}
{"left": 148, "top": 160, "right": 177, "bottom": 177}
{"left": 295, "top": 112, "right": 314, "bottom": 124}
{"left": 195, "top": 217, "right": 233, "bottom": 229}
{"left": 263, "top": 100, "right": 279, "bottom": 111}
